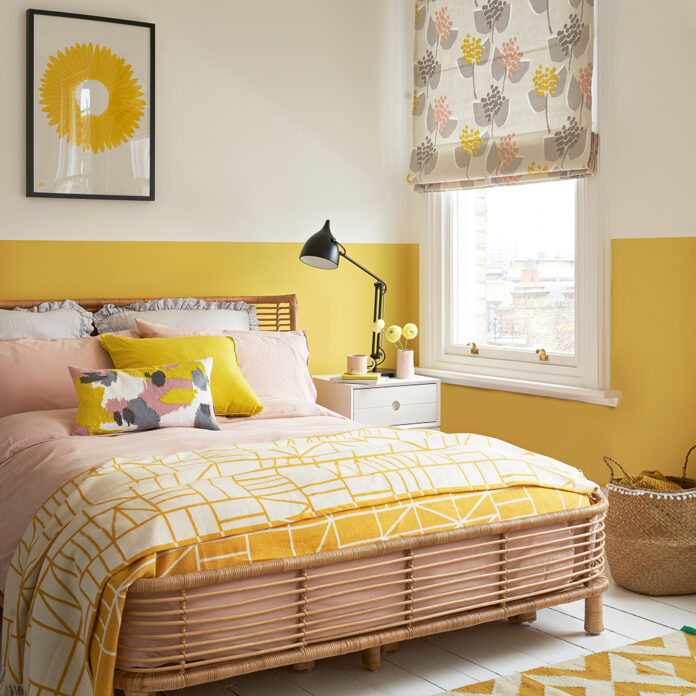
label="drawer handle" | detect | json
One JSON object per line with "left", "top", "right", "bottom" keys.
{"left": 392, "top": 400, "right": 401, "bottom": 411}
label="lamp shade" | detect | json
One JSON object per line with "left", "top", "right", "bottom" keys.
{"left": 299, "top": 220, "right": 340, "bottom": 269}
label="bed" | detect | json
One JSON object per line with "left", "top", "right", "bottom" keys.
{"left": 0, "top": 294, "right": 607, "bottom": 696}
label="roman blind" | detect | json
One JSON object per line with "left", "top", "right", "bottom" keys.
{"left": 409, "top": 0, "right": 597, "bottom": 192}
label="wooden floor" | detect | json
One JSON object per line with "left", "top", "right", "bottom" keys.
{"left": 167, "top": 578, "right": 696, "bottom": 696}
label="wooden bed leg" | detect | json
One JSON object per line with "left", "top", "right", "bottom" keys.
{"left": 584, "top": 592, "right": 604, "bottom": 635}
{"left": 292, "top": 660, "right": 316, "bottom": 671}
{"left": 509, "top": 610, "right": 537, "bottom": 624}
{"left": 361, "top": 646, "right": 381, "bottom": 671}
{"left": 381, "top": 641, "right": 399, "bottom": 653}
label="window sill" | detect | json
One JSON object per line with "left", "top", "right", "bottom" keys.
{"left": 416, "top": 368, "right": 621, "bottom": 407}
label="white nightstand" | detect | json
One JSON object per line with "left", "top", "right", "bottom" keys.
{"left": 313, "top": 374, "right": 440, "bottom": 429}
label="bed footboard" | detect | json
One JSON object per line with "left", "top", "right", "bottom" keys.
{"left": 114, "top": 490, "right": 607, "bottom": 695}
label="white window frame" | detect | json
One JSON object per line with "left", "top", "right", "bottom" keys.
{"left": 417, "top": 177, "right": 620, "bottom": 407}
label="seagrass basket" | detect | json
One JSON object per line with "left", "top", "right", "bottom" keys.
{"left": 603, "top": 446, "right": 696, "bottom": 596}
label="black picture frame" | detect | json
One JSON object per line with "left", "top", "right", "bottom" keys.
{"left": 26, "top": 9, "right": 155, "bottom": 200}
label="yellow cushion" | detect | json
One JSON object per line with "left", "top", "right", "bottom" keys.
{"left": 100, "top": 334, "right": 263, "bottom": 417}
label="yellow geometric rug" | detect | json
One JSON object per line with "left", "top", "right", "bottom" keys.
{"left": 440, "top": 628, "right": 696, "bottom": 695}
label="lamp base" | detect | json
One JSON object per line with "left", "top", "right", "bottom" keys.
{"left": 374, "top": 367, "right": 396, "bottom": 378}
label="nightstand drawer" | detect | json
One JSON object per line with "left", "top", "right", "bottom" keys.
{"left": 353, "top": 384, "right": 438, "bottom": 426}
{"left": 353, "top": 402, "right": 438, "bottom": 426}
{"left": 353, "top": 384, "right": 437, "bottom": 409}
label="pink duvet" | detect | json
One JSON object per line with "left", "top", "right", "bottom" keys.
{"left": 1, "top": 404, "right": 601, "bottom": 673}
{"left": 0, "top": 400, "right": 355, "bottom": 593}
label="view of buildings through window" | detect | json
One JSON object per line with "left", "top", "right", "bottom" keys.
{"left": 452, "top": 180, "right": 577, "bottom": 356}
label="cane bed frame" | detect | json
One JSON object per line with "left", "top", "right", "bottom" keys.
{"left": 0, "top": 294, "right": 608, "bottom": 696}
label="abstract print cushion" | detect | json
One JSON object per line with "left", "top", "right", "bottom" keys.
{"left": 69, "top": 358, "right": 221, "bottom": 435}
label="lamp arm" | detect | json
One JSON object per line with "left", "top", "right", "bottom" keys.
{"left": 338, "top": 248, "right": 387, "bottom": 289}
{"left": 370, "top": 282, "right": 387, "bottom": 370}
{"left": 337, "top": 246, "right": 388, "bottom": 373}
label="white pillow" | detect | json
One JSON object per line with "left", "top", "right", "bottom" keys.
{"left": 93, "top": 298, "right": 258, "bottom": 333}
{"left": 0, "top": 300, "right": 94, "bottom": 339}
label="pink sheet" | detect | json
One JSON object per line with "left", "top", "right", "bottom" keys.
{"left": 2, "top": 403, "right": 602, "bottom": 674}
{"left": 0, "top": 400, "right": 355, "bottom": 593}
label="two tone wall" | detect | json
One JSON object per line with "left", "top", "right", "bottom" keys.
{"left": 442, "top": 0, "right": 696, "bottom": 482}
{"left": 0, "top": 0, "right": 420, "bottom": 374}
{"left": 1, "top": 1, "right": 694, "bottom": 484}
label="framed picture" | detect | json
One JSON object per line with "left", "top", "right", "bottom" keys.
{"left": 26, "top": 9, "right": 155, "bottom": 200}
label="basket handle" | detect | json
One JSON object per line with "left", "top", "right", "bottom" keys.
{"left": 603, "top": 455, "right": 634, "bottom": 488}
{"left": 681, "top": 445, "right": 696, "bottom": 484}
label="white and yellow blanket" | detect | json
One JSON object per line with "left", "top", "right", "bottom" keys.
{"left": 1, "top": 427, "right": 597, "bottom": 696}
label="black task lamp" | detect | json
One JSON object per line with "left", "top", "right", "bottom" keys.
{"left": 300, "top": 220, "right": 393, "bottom": 375}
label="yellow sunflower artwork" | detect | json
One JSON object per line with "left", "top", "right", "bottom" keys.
{"left": 39, "top": 42, "right": 146, "bottom": 154}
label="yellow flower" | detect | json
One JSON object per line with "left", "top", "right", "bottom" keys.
{"left": 372, "top": 319, "right": 385, "bottom": 333}
{"left": 402, "top": 323, "right": 418, "bottom": 340}
{"left": 460, "top": 34, "right": 484, "bottom": 65}
{"left": 459, "top": 125, "right": 482, "bottom": 155}
{"left": 384, "top": 325, "right": 402, "bottom": 343}
{"left": 533, "top": 65, "right": 559, "bottom": 97}
{"left": 412, "top": 90, "right": 420, "bottom": 115}
{"left": 415, "top": 3, "right": 422, "bottom": 27}
{"left": 39, "top": 42, "right": 146, "bottom": 153}
{"left": 527, "top": 161, "right": 549, "bottom": 174}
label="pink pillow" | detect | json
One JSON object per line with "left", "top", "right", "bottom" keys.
{"left": 135, "top": 319, "right": 317, "bottom": 403}
{"left": 0, "top": 332, "right": 139, "bottom": 419}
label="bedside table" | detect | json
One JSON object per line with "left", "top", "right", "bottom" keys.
{"left": 313, "top": 374, "right": 440, "bottom": 429}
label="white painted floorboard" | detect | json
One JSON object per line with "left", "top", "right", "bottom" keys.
{"left": 165, "top": 577, "right": 696, "bottom": 696}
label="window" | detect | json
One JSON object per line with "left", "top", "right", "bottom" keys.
{"left": 419, "top": 178, "right": 617, "bottom": 406}
{"left": 451, "top": 180, "right": 576, "bottom": 359}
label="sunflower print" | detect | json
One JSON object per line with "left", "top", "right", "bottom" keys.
{"left": 39, "top": 42, "right": 146, "bottom": 154}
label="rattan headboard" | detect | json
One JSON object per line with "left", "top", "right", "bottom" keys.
{"left": 0, "top": 295, "right": 298, "bottom": 331}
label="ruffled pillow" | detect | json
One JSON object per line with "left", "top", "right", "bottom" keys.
{"left": 69, "top": 358, "right": 221, "bottom": 435}
{"left": 2, "top": 300, "right": 94, "bottom": 339}
{"left": 93, "top": 298, "right": 258, "bottom": 333}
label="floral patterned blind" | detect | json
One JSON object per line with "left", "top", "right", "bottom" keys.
{"left": 409, "top": 0, "right": 596, "bottom": 192}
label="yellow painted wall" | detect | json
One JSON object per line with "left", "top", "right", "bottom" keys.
{"left": 2, "top": 237, "right": 693, "bottom": 488}
{"left": 441, "top": 237, "right": 696, "bottom": 485}
{"left": 0, "top": 241, "right": 419, "bottom": 375}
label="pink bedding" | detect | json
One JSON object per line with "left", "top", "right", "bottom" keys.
{"left": 0, "top": 400, "right": 354, "bottom": 593}
{"left": 0, "top": 331, "right": 139, "bottom": 418}
{"left": 2, "top": 403, "right": 601, "bottom": 675}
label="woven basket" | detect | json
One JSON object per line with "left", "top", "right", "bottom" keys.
{"left": 604, "top": 446, "right": 696, "bottom": 596}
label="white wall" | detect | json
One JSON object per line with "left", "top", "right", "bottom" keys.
{"left": 596, "top": 0, "right": 695, "bottom": 239}
{"left": 4, "top": 0, "right": 693, "bottom": 245}
{"left": 0, "top": 0, "right": 422, "bottom": 243}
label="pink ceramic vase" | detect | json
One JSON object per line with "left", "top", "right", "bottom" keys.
{"left": 396, "top": 350, "right": 414, "bottom": 379}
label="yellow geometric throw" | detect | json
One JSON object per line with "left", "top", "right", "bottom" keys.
{"left": 445, "top": 630, "right": 696, "bottom": 695}
{"left": 1, "top": 426, "right": 596, "bottom": 696}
